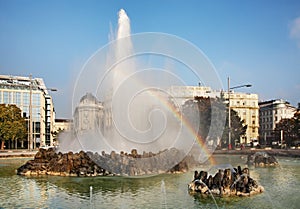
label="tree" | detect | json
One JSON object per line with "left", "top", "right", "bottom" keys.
{"left": 275, "top": 110, "right": 300, "bottom": 147}
{"left": 0, "top": 104, "right": 27, "bottom": 149}
{"left": 222, "top": 108, "right": 247, "bottom": 148}
{"left": 182, "top": 97, "right": 246, "bottom": 148}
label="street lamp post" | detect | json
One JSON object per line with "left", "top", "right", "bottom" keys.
{"left": 228, "top": 77, "right": 231, "bottom": 150}
{"left": 227, "top": 76, "right": 252, "bottom": 150}
{"left": 29, "top": 74, "right": 33, "bottom": 150}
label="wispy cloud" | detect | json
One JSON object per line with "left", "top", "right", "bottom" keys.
{"left": 290, "top": 17, "right": 300, "bottom": 48}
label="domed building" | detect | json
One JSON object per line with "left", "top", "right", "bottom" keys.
{"left": 73, "top": 93, "right": 104, "bottom": 134}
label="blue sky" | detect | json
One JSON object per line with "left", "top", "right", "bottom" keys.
{"left": 1, "top": 0, "right": 300, "bottom": 118}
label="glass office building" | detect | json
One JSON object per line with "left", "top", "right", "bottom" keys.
{"left": 0, "top": 75, "right": 55, "bottom": 148}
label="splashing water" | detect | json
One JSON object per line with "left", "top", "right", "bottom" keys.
{"left": 90, "top": 186, "right": 93, "bottom": 209}
{"left": 161, "top": 180, "right": 167, "bottom": 208}
{"left": 192, "top": 179, "right": 219, "bottom": 208}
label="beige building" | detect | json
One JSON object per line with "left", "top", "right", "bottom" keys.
{"left": 259, "top": 99, "right": 297, "bottom": 144}
{"left": 222, "top": 91, "right": 259, "bottom": 144}
{"left": 168, "top": 85, "right": 259, "bottom": 145}
{"left": 0, "top": 74, "right": 55, "bottom": 148}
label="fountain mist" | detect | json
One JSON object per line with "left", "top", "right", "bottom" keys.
{"left": 59, "top": 8, "right": 226, "bottom": 174}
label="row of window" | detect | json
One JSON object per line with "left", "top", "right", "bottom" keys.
{"left": 22, "top": 107, "right": 41, "bottom": 121}
{"left": 231, "top": 100, "right": 257, "bottom": 107}
{"left": 260, "top": 124, "right": 273, "bottom": 130}
{"left": 261, "top": 116, "right": 281, "bottom": 123}
{"left": 0, "top": 91, "right": 41, "bottom": 107}
{"left": 260, "top": 109, "right": 287, "bottom": 116}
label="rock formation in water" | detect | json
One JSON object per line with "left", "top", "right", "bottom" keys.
{"left": 17, "top": 148, "right": 199, "bottom": 176}
{"left": 188, "top": 166, "right": 264, "bottom": 197}
{"left": 247, "top": 152, "right": 279, "bottom": 167}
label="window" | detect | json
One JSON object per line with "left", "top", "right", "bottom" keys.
{"left": 34, "top": 122, "right": 40, "bottom": 133}
{"left": 15, "top": 92, "right": 21, "bottom": 105}
{"left": 3, "top": 91, "right": 10, "bottom": 103}
{"left": 22, "top": 106, "right": 29, "bottom": 119}
{"left": 33, "top": 93, "right": 40, "bottom": 106}
{"left": 23, "top": 92, "right": 29, "bottom": 105}
{"left": 32, "top": 107, "right": 41, "bottom": 121}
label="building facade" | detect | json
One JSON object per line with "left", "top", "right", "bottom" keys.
{"left": 259, "top": 99, "right": 297, "bottom": 144}
{"left": 53, "top": 119, "right": 72, "bottom": 132}
{"left": 222, "top": 91, "right": 259, "bottom": 145}
{"left": 168, "top": 85, "right": 259, "bottom": 145}
{"left": 0, "top": 75, "right": 55, "bottom": 148}
{"left": 73, "top": 93, "right": 104, "bottom": 134}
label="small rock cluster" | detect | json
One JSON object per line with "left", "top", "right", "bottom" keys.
{"left": 247, "top": 152, "right": 278, "bottom": 167}
{"left": 17, "top": 148, "right": 198, "bottom": 177}
{"left": 188, "top": 166, "right": 264, "bottom": 197}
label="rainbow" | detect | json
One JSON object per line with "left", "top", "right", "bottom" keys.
{"left": 106, "top": 66, "right": 217, "bottom": 165}
{"left": 149, "top": 89, "right": 217, "bottom": 166}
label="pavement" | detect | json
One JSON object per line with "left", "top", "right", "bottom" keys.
{"left": 0, "top": 150, "right": 38, "bottom": 158}
{"left": 214, "top": 148, "right": 300, "bottom": 158}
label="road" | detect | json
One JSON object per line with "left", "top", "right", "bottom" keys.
{"left": 0, "top": 150, "right": 37, "bottom": 158}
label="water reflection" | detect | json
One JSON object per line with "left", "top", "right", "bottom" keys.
{"left": 0, "top": 155, "right": 299, "bottom": 208}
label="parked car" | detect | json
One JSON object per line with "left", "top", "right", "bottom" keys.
{"left": 251, "top": 139, "right": 259, "bottom": 147}
{"left": 40, "top": 145, "right": 55, "bottom": 150}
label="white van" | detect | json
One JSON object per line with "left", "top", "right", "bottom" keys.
{"left": 252, "top": 139, "right": 259, "bottom": 147}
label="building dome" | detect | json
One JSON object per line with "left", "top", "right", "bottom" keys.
{"left": 80, "top": 93, "right": 99, "bottom": 104}
{"left": 74, "top": 93, "right": 104, "bottom": 134}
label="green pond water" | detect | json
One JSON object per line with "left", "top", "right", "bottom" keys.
{"left": 0, "top": 154, "right": 299, "bottom": 209}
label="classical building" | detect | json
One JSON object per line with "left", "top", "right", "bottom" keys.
{"left": 0, "top": 74, "right": 55, "bottom": 148}
{"left": 168, "top": 85, "right": 259, "bottom": 145}
{"left": 222, "top": 91, "right": 259, "bottom": 145}
{"left": 259, "top": 99, "right": 297, "bottom": 144}
{"left": 73, "top": 93, "right": 104, "bottom": 134}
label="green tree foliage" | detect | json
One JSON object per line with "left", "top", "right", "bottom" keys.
{"left": 182, "top": 97, "right": 247, "bottom": 148}
{"left": 223, "top": 108, "right": 247, "bottom": 148}
{"left": 275, "top": 110, "right": 300, "bottom": 147}
{"left": 0, "top": 104, "right": 27, "bottom": 149}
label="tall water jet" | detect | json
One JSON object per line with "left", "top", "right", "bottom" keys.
{"left": 113, "top": 9, "right": 135, "bottom": 91}
{"left": 117, "top": 9, "right": 131, "bottom": 39}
